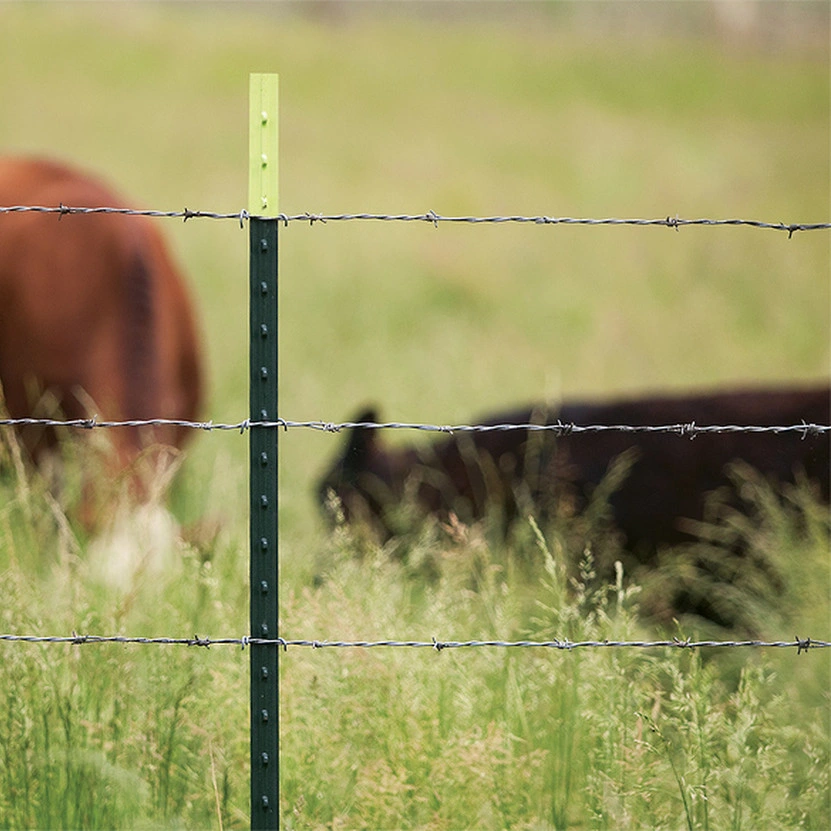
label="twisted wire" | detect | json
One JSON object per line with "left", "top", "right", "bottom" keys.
{"left": 0, "top": 415, "right": 828, "bottom": 438}
{"left": 0, "top": 633, "right": 825, "bottom": 653}
{"left": 0, "top": 204, "right": 828, "bottom": 237}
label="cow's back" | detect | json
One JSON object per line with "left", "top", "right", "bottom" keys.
{"left": 549, "top": 387, "right": 830, "bottom": 550}
{"left": 0, "top": 157, "right": 203, "bottom": 514}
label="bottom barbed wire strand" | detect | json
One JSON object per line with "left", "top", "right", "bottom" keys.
{"left": 0, "top": 634, "right": 826, "bottom": 652}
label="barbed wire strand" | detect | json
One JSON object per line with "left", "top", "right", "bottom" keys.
{"left": 0, "top": 416, "right": 828, "bottom": 438}
{"left": 0, "top": 633, "right": 825, "bottom": 653}
{"left": 1, "top": 204, "right": 830, "bottom": 237}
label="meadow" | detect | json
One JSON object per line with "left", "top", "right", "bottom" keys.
{"left": 0, "top": 2, "right": 828, "bottom": 828}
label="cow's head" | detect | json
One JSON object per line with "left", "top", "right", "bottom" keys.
{"left": 317, "top": 408, "right": 415, "bottom": 538}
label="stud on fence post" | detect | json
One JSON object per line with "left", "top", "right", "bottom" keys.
{"left": 249, "top": 72, "right": 279, "bottom": 829}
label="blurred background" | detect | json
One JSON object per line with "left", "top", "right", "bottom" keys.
{"left": 0, "top": 0, "right": 827, "bottom": 549}
{"left": 0, "top": 4, "right": 828, "bottom": 827}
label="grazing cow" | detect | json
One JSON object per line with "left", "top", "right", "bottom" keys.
{"left": 318, "top": 387, "right": 830, "bottom": 625}
{"left": 0, "top": 157, "right": 203, "bottom": 525}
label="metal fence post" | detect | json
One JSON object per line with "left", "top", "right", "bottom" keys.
{"left": 249, "top": 73, "right": 279, "bottom": 830}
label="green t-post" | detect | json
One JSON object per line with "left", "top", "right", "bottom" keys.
{"left": 249, "top": 72, "right": 279, "bottom": 830}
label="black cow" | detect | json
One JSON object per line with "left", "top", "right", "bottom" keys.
{"left": 318, "top": 386, "right": 829, "bottom": 625}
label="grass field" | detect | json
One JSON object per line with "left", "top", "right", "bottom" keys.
{"left": 0, "top": 2, "right": 828, "bottom": 828}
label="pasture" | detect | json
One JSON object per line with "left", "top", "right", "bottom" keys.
{"left": 0, "top": 2, "right": 828, "bottom": 828}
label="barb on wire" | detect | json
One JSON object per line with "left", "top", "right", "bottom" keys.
{"left": 283, "top": 418, "right": 831, "bottom": 439}
{"left": 0, "top": 204, "right": 246, "bottom": 223}
{"left": 271, "top": 213, "right": 831, "bottom": 237}
{"left": 0, "top": 633, "right": 827, "bottom": 652}
{"left": 0, "top": 415, "right": 828, "bottom": 438}
{"left": 0, "top": 204, "right": 829, "bottom": 236}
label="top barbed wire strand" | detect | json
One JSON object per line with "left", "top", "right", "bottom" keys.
{"left": 0, "top": 204, "right": 829, "bottom": 236}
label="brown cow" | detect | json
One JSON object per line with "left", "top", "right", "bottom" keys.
{"left": 0, "top": 157, "right": 203, "bottom": 525}
{"left": 318, "top": 386, "right": 830, "bottom": 626}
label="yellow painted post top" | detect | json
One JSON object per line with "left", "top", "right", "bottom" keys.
{"left": 249, "top": 74, "right": 279, "bottom": 215}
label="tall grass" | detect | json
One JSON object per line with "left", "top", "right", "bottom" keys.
{"left": 279, "top": 487, "right": 829, "bottom": 830}
{"left": 0, "top": 434, "right": 251, "bottom": 828}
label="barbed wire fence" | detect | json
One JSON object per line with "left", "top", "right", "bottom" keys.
{"left": 0, "top": 633, "right": 828, "bottom": 652}
{"left": 0, "top": 202, "right": 829, "bottom": 655}
{"left": 2, "top": 415, "right": 830, "bottom": 437}
{"left": 1, "top": 203, "right": 831, "bottom": 236}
